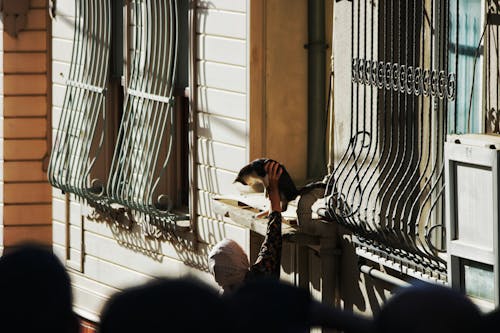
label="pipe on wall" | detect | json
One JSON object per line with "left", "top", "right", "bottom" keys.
{"left": 359, "top": 264, "right": 411, "bottom": 288}
{"left": 307, "top": 0, "right": 328, "bottom": 180}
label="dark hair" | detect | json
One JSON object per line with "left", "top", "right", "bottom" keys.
{"left": 227, "top": 278, "right": 312, "bottom": 333}
{"left": 99, "top": 277, "right": 227, "bottom": 333}
{"left": 375, "top": 282, "right": 481, "bottom": 333}
{"left": 0, "top": 243, "right": 77, "bottom": 333}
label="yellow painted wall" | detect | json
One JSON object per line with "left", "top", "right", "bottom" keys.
{"left": 251, "top": 0, "right": 332, "bottom": 185}
{"left": 264, "top": 0, "right": 308, "bottom": 183}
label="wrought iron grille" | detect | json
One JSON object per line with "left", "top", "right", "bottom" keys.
{"left": 49, "top": 0, "right": 187, "bottom": 232}
{"left": 107, "top": 0, "right": 184, "bottom": 228}
{"left": 48, "top": 0, "right": 111, "bottom": 203}
{"left": 323, "top": 0, "right": 479, "bottom": 277}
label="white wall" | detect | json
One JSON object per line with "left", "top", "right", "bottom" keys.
{"left": 195, "top": 0, "right": 249, "bottom": 252}
{"left": 51, "top": 0, "right": 250, "bottom": 321}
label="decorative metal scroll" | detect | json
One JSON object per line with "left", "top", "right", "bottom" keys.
{"left": 351, "top": 58, "right": 456, "bottom": 100}
{"left": 107, "top": 0, "right": 185, "bottom": 230}
{"left": 48, "top": 0, "right": 110, "bottom": 203}
{"left": 324, "top": 0, "right": 460, "bottom": 277}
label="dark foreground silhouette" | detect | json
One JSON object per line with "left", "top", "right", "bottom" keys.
{"left": 1, "top": 243, "right": 499, "bottom": 333}
{"left": 99, "top": 278, "right": 228, "bottom": 333}
{"left": 0, "top": 243, "right": 78, "bottom": 333}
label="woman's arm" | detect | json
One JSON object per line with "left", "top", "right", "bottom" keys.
{"left": 248, "top": 161, "right": 283, "bottom": 279}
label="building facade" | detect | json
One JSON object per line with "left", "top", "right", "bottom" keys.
{"left": 1, "top": 0, "right": 499, "bottom": 331}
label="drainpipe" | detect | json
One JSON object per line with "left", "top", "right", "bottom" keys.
{"left": 307, "top": 0, "right": 327, "bottom": 180}
{"left": 359, "top": 264, "right": 411, "bottom": 288}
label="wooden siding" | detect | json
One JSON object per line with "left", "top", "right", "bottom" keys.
{"left": 0, "top": 0, "right": 3, "bottom": 254}
{"left": 51, "top": 0, "right": 250, "bottom": 320}
{"left": 1, "top": 0, "right": 51, "bottom": 250}
{"left": 195, "top": 0, "right": 249, "bottom": 255}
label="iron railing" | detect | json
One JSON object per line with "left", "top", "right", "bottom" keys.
{"left": 48, "top": 0, "right": 111, "bottom": 204}
{"left": 107, "top": 0, "right": 186, "bottom": 229}
{"left": 323, "top": 0, "right": 475, "bottom": 277}
{"left": 49, "top": 0, "right": 187, "bottom": 232}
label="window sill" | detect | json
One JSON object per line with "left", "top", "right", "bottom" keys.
{"left": 213, "top": 193, "right": 323, "bottom": 245}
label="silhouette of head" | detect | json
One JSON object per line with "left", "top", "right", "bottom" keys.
{"left": 100, "top": 278, "right": 226, "bottom": 333}
{"left": 0, "top": 243, "right": 78, "bottom": 333}
{"left": 482, "top": 308, "right": 500, "bottom": 332}
{"left": 227, "top": 279, "right": 312, "bottom": 333}
{"left": 375, "top": 282, "right": 481, "bottom": 333}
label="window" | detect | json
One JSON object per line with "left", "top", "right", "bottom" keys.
{"left": 49, "top": 0, "right": 190, "bottom": 235}
{"left": 325, "top": 0, "right": 461, "bottom": 280}
{"left": 448, "top": 0, "right": 484, "bottom": 134}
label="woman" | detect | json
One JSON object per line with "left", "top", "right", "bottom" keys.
{"left": 208, "top": 160, "right": 283, "bottom": 294}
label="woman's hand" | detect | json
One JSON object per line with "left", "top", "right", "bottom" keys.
{"left": 265, "top": 161, "right": 282, "bottom": 213}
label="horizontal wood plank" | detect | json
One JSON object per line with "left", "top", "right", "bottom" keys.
{"left": 3, "top": 204, "right": 51, "bottom": 225}
{"left": 31, "top": 0, "right": 47, "bottom": 8}
{"left": 199, "top": 0, "right": 246, "bottom": 12}
{"left": 3, "top": 31, "right": 47, "bottom": 51}
{"left": 3, "top": 225, "right": 52, "bottom": 246}
{"left": 53, "top": 0, "right": 75, "bottom": 17}
{"left": 197, "top": 113, "right": 246, "bottom": 147}
{"left": 4, "top": 74, "right": 47, "bottom": 95}
{"left": 197, "top": 87, "right": 246, "bottom": 120}
{"left": 52, "top": 84, "right": 66, "bottom": 108}
{"left": 197, "top": 164, "right": 238, "bottom": 195}
{"left": 82, "top": 218, "right": 204, "bottom": 265}
{"left": 52, "top": 17, "right": 75, "bottom": 39}
{"left": 3, "top": 183, "right": 52, "bottom": 203}
{"left": 52, "top": 61, "right": 70, "bottom": 85}
{"left": 196, "top": 138, "right": 246, "bottom": 172}
{"left": 71, "top": 284, "right": 108, "bottom": 323}
{"left": 52, "top": 220, "right": 65, "bottom": 246}
{"left": 3, "top": 161, "right": 47, "bottom": 181}
{"left": 3, "top": 53, "right": 47, "bottom": 73}
{"left": 3, "top": 96, "right": 47, "bottom": 116}
{"left": 197, "top": 35, "right": 246, "bottom": 66}
{"left": 52, "top": 198, "right": 66, "bottom": 223}
{"left": 197, "top": 61, "right": 246, "bottom": 93}
{"left": 196, "top": 215, "right": 248, "bottom": 249}
{"left": 4, "top": 139, "right": 47, "bottom": 160}
{"left": 197, "top": 189, "right": 224, "bottom": 220}
{"left": 4, "top": 118, "right": 47, "bottom": 139}
{"left": 52, "top": 38, "right": 73, "bottom": 63}
{"left": 197, "top": 9, "right": 246, "bottom": 39}
{"left": 83, "top": 231, "right": 214, "bottom": 284}
{"left": 26, "top": 9, "right": 47, "bottom": 30}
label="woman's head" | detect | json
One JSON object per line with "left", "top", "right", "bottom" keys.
{"left": 208, "top": 239, "right": 250, "bottom": 293}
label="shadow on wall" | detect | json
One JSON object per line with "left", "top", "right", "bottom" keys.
{"left": 339, "top": 227, "right": 391, "bottom": 315}
{"left": 89, "top": 217, "right": 213, "bottom": 272}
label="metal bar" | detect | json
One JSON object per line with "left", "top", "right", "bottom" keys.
{"left": 48, "top": 0, "right": 111, "bottom": 203}
{"left": 359, "top": 264, "right": 411, "bottom": 287}
{"left": 325, "top": 0, "right": 454, "bottom": 275}
{"left": 66, "top": 80, "right": 106, "bottom": 94}
{"left": 106, "top": 0, "right": 181, "bottom": 226}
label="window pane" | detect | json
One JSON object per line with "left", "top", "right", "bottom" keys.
{"left": 448, "top": 0, "right": 483, "bottom": 134}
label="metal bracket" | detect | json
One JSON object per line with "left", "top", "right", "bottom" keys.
{"left": 49, "top": 0, "right": 56, "bottom": 20}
